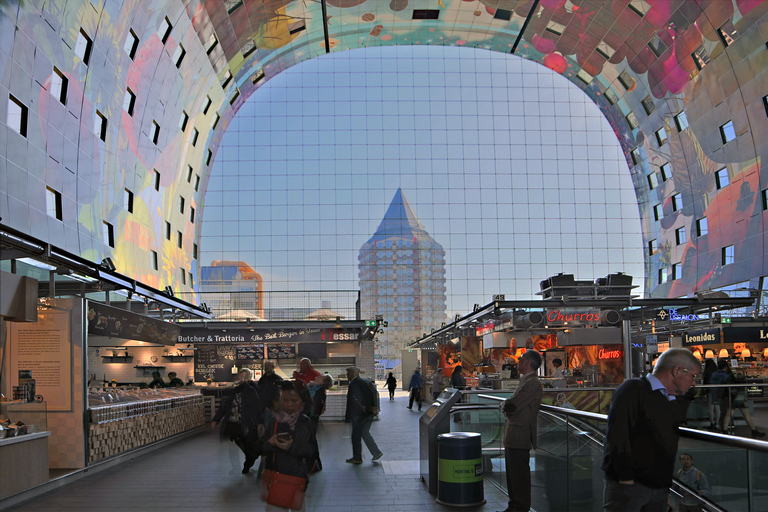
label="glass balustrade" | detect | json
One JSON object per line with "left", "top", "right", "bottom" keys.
{"left": 446, "top": 387, "right": 768, "bottom": 512}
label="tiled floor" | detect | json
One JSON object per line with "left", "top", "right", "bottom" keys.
{"left": 5, "top": 391, "right": 510, "bottom": 512}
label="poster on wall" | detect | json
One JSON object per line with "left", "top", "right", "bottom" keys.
{"left": 438, "top": 344, "right": 461, "bottom": 372}
{"left": 9, "top": 309, "right": 72, "bottom": 411}
{"left": 461, "top": 336, "right": 483, "bottom": 372}
{"left": 482, "top": 348, "right": 512, "bottom": 373}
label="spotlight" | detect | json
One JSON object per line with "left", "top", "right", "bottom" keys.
{"left": 164, "top": 286, "right": 174, "bottom": 297}
{"left": 100, "top": 257, "right": 116, "bottom": 271}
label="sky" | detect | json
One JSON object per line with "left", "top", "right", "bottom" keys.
{"left": 200, "top": 45, "right": 644, "bottom": 319}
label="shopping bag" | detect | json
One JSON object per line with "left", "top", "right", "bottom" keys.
{"left": 260, "top": 469, "right": 306, "bottom": 509}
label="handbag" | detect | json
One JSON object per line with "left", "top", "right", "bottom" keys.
{"left": 260, "top": 422, "right": 307, "bottom": 509}
{"left": 261, "top": 469, "right": 307, "bottom": 509}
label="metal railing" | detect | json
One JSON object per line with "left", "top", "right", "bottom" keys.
{"left": 451, "top": 390, "right": 768, "bottom": 512}
{"left": 176, "top": 290, "right": 360, "bottom": 321}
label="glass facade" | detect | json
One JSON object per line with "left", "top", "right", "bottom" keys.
{"left": 200, "top": 47, "right": 644, "bottom": 318}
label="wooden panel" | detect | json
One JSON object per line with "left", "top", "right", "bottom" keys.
{"left": 0, "top": 435, "right": 49, "bottom": 499}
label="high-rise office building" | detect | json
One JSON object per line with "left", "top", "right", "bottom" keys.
{"left": 200, "top": 260, "right": 264, "bottom": 319}
{"left": 359, "top": 189, "right": 447, "bottom": 358}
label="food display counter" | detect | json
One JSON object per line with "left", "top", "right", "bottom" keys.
{"left": 87, "top": 388, "right": 204, "bottom": 463}
{"left": 0, "top": 401, "right": 50, "bottom": 499}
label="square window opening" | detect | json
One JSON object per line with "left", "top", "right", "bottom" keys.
{"left": 46, "top": 187, "right": 63, "bottom": 220}
{"left": 51, "top": 67, "right": 68, "bottom": 105}
{"left": 75, "top": 29, "right": 93, "bottom": 65}
{"left": 124, "top": 29, "right": 139, "bottom": 59}
{"left": 8, "top": 95, "right": 28, "bottom": 137}
{"left": 720, "top": 121, "right": 736, "bottom": 144}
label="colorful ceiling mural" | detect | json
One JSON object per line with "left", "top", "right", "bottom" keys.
{"left": 0, "top": 0, "right": 767, "bottom": 301}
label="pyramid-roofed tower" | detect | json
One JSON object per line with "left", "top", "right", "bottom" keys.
{"left": 358, "top": 189, "right": 447, "bottom": 358}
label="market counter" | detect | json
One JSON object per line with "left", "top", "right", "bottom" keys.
{"left": 88, "top": 389, "right": 204, "bottom": 463}
{"left": 0, "top": 431, "right": 50, "bottom": 499}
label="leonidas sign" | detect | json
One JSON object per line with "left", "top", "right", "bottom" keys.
{"left": 723, "top": 326, "right": 768, "bottom": 344}
{"left": 682, "top": 328, "right": 721, "bottom": 347}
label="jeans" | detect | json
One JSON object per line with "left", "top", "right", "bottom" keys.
{"left": 351, "top": 415, "right": 380, "bottom": 459}
{"left": 603, "top": 478, "right": 668, "bottom": 512}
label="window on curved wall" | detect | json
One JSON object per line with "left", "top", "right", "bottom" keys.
{"left": 697, "top": 217, "right": 708, "bottom": 237}
{"left": 720, "top": 121, "right": 736, "bottom": 144}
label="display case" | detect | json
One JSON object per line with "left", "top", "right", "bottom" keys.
{"left": 0, "top": 401, "right": 47, "bottom": 434}
{"left": 87, "top": 389, "right": 204, "bottom": 462}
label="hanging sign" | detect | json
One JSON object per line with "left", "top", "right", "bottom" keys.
{"left": 646, "top": 335, "right": 658, "bottom": 354}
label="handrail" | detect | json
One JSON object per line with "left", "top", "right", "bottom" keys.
{"left": 474, "top": 390, "right": 766, "bottom": 511}
{"left": 477, "top": 393, "right": 768, "bottom": 452}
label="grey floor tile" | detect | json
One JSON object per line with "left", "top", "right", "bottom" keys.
{"left": 5, "top": 392, "right": 510, "bottom": 512}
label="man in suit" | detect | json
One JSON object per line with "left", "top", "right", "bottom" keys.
{"left": 500, "top": 350, "right": 543, "bottom": 512}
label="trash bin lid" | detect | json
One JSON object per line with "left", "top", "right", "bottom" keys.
{"left": 437, "top": 432, "right": 481, "bottom": 441}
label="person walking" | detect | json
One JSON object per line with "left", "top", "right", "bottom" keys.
{"left": 344, "top": 366, "right": 383, "bottom": 464}
{"left": 384, "top": 372, "right": 397, "bottom": 400}
{"left": 499, "top": 350, "right": 543, "bottom": 512}
{"left": 258, "top": 360, "right": 284, "bottom": 414}
{"left": 702, "top": 358, "right": 720, "bottom": 431}
{"left": 212, "top": 368, "right": 264, "bottom": 474}
{"left": 261, "top": 381, "right": 317, "bottom": 510}
{"left": 451, "top": 365, "right": 466, "bottom": 389}
{"left": 407, "top": 369, "right": 425, "bottom": 410}
{"left": 716, "top": 360, "right": 765, "bottom": 438}
{"left": 431, "top": 368, "right": 444, "bottom": 400}
{"left": 602, "top": 348, "right": 700, "bottom": 512}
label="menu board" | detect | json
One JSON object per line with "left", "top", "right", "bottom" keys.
{"left": 88, "top": 302, "right": 180, "bottom": 345}
{"left": 194, "top": 344, "right": 236, "bottom": 382}
{"left": 266, "top": 343, "right": 296, "bottom": 359}
{"left": 236, "top": 344, "right": 264, "bottom": 360}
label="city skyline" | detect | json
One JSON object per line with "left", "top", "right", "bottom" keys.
{"left": 200, "top": 45, "right": 645, "bottom": 318}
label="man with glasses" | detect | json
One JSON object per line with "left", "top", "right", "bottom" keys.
{"left": 602, "top": 348, "right": 700, "bottom": 512}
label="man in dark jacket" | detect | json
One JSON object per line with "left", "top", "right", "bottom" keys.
{"left": 602, "top": 348, "right": 700, "bottom": 511}
{"left": 344, "top": 366, "right": 382, "bottom": 464}
{"left": 258, "top": 360, "right": 283, "bottom": 413}
{"left": 212, "top": 369, "right": 264, "bottom": 474}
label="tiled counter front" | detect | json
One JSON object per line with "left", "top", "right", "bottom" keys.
{"left": 88, "top": 395, "right": 204, "bottom": 463}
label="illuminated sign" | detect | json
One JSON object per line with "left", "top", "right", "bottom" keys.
{"left": 657, "top": 309, "right": 700, "bottom": 322}
{"left": 546, "top": 309, "right": 600, "bottom": 326}
{"left": 476, "top": 321, "right": 495, "bottom": 336}
{"left": 598, "top": 348, "right": 622, "bottom": 360}
{"left": 682, "top": 328, "right": 720, "bottom": 346}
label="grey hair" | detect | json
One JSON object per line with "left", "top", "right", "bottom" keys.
{"left": 652, "top": 348, "right": 699, "bottom": 374}
{"left": 346, "top": 366, "right": 360, "bottom": 377}
{"left": 522, "top": 350, "right": 542, "bottom": 370}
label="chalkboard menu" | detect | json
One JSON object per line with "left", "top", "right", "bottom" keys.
{"left": 194, "top": 344, "right": 236, "bottom": 382}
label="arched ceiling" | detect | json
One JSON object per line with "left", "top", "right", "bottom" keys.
{"left": 1, "top": 0, "right": 767, "bottom": 302}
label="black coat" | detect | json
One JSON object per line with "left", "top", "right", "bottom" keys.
{"left": 212, "top": 383, "right": 263, "bottom": 440}
{"left": 262, "top": 413, "right": 317, "bottom": 478}
{"left": 601, "top": 376, "right": 680, "bottom": 488}
{"left": 345, "top": 376, "right": 378, "bottom": 422}
{"left": 258, "top": 373, "right": 284, "bottom": 410}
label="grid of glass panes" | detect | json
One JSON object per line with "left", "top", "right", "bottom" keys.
{"left": 199, "top": 47, "right": 645, "bottom": 319}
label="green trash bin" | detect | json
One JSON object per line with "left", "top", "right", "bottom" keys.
{"left": 436, "top": 432, "right": 486, "bottom": 507}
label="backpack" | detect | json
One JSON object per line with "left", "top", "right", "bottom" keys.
{"left": 675, "top": 468, "right": 701, "bottom": 490}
